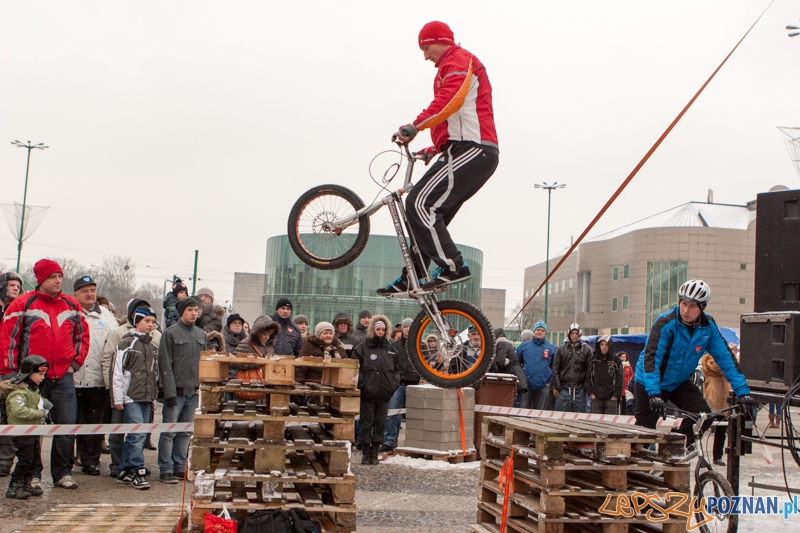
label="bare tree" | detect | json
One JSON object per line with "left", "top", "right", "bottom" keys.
{"left": 19, "top": 257, "right": 85, "bottom": 293}
{"left": 507, "top": 300, "right": 544, "bottom": 333}
{"left": 92, "top": 256, "right": 137, "bottom": 311}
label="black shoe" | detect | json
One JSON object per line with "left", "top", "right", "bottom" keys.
{"left": 370, "top": 443, "right": 380, "bottom": 465}
{"left": 421, "top": 264, "right": 471, "bottom": 291}
{"left": 174, "top": 471, "right": 185, "bottom": 480}
{"left": 361, "top": 447, "right": 370, "bottom": 465}
{"left": 74, "top": 457, "right": 83, "bottom": 467}
{"left": 5, "top": 482, "right": 31, "bottom": 500}
{"left": 713, "top": 458, "right": 726, "bottom": 467}
{"left": 159, "top": 473, "right": 179, "bottom": 484}
{"left": 131, "top": 469, "right": 150, "bottom": 490}
{"left": 116, "top": 470, "right": 134, "bottom": 484}
{"left": 379, "top": 444, "right": 395, "bottom": 452}
{"left": 100, "top": 445, "right": 111, "bottom": 455}
{"left": 376, "top": 276, "right": 409, "bottom": 297}
{"left": 0, "top": 466, "right": 10, "bottom": 477}
{"left": 82, "top": 465, "right": 100, "bottom": 476}
{"left": 23, "top": 478, "right": 43, "bottom": 497}
{"left": 143, "top": 439, "right": 157, "bottom": 451}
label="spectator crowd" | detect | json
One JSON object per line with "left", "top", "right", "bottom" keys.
{"left": 0, "top": 258, "right": 651, "bottom": 500}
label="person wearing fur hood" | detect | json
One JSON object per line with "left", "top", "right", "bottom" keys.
{"left": 297, "top": 322, "right": 346, "bottom": 384}
{"left": 232, "top": 315, "right": 280, "bottom": 370}
{"left": 701, "top": 353, "right": 731, "bottom": 466}
{"left": 352, "top": 314, "right": 401, "bottom": 465}
{"left": 585, "top": 335, "right": 623, "bottom": 414}
{"left": 332, "top": 312, "right": 358, "bottom": 357}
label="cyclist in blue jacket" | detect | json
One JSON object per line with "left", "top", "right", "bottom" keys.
{"left": 634, "top": 280, "right": 757, "bottom": 444}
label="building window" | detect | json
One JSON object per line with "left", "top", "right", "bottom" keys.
{"left": 611, "top": 328, "right": 619, "bottom": 335}
{"left": 623, "top": 295, "right": 629, "bottom": 310}
{"left": 578, "top": 271, "right": 591, "bottom": 313}
{"left": 569, "top": 278, "right": 573, "bottom": 290}
{"left": 621, "top": 327, "right": 629, "bottom": 334}
{"left": 624, "top": 264, "right": 630, "bottom": 278}
{"left": 740, "top": 297, "right": 746, "bottom": 304}
{"left": 562, "top": 280, "right": 566, "bottom": 292}
{"left": 645, "top": 260, "right": 688, "bottom": 328}
{"left": 612, "top": 297, "right": 618, "bottom": 312}
{"left": 740, "top": 264, "right": 747, "bottom": 271}
{"left": 613, "top": 267, "right": 619, "bottom": 281}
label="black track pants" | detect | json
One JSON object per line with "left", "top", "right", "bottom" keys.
{"left": 405, "top": 141, "right": 498, "bottom": 275}
{"left": 634, "top": 380, "right": 711, "bottom": 446}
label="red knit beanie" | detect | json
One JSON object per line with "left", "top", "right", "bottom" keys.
{"left": 418, "top": 21, "right": 455, "bottom": 48}
{"left": 33, "top": 258, "right": 63, "bottom": 286}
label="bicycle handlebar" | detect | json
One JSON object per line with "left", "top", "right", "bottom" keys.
{"left": 666, "top": 404, "right": 744, "bottom": 422}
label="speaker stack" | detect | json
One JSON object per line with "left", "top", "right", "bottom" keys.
{"left": 740, "top": 188, "right": 800, "bottom": 392}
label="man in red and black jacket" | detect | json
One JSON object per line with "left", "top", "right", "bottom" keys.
{"left": 378, "top": 21, "right": 499, "bottom": 296}
{"left": 0, "top": 258, "right": 90, "bottom": 489}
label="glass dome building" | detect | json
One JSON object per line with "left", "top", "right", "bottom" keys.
{"left": 262, "top": 235, "right": 483, "bottom": 327}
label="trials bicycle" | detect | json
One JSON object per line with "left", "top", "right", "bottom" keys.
{"left": 287, "top": 139, "right": 495, "bottom": 388}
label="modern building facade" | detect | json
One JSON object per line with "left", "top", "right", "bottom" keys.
{"left": 232, "top": 272, "right": 266, "bottom": 323}
{"left": 522, "top": 201, "right": 756, "bottom": 346}
{"left": 480, "top": 288, "right": 506, "bottom": 333}
{"left": 262, "top": 235, "right": 484, "bottom": 329}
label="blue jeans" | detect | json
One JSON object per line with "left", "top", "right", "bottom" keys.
{"left": 383, "top": 385, "right": 406, "bottom": 448}
{"left": 40, "top": 374, "right": 77, "bottom": 482}
{"left": 121, "top": 402, "right": 150, "bottom": 471}
{"left": 555, "top": 387, "right": 587, "bottom": 413}
{"left": 158, "top": 395, "right": 197, "bottom": 475}
{"left": 528, "top": 386, "right": 550, "bottom": 410}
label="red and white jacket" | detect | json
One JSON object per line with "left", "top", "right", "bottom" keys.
{"left": 413, "top": 45, "right": 498, "bottom": 152}
{"left": 0, "top": 291, "right": 90, "bottom": 380}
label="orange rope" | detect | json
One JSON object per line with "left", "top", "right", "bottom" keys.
{"left": 498, "top": 446, "right": 516, "bottom": 532}
{"left": 176, "top": 458, "right": 190, "bottom": 533}
{"left": 457, "top": 388, "right": 467, "bottom": 455}
{"left": 510, "top": 1, "right": 774, "bottom": 325}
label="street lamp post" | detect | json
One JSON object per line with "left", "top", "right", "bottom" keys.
{"left": 533, "top": 182, "right": 566, "bottom": 325}
{"left": 10, "top": 140, "right": 48, "bottom": 272}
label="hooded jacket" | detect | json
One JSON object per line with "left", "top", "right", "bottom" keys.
{"left": 352, "top": 314, "right": 400, "bottom": 402}
{"left": 222, "top": 325, "right": 247, "bottom": 354}
{"left": 701, "top": 353, "right": 732, "bottom": 416}
{"left": 552, "top": 336, "right": 592, "bottom": 391}
{"left": 332, "top": 312, "right": 358, "bottom": 356}
{"left": 297, "top": 336, "right": 346, "bottom": 384}
{"left": 517, "top": 336, "right": 556, "bottom": 390}
{"left": 159, "top": 316, "right": 206, "bottom": 401}
{"left": 271, "top": 313, "right": 303, "bottom": 356}
{"left": 391, "top": 335, "right": 421, "bottom": 386}
{"left": 162, "top": 292, "right": 180, "bottom": 329}
{"left": 491, "top": 336, "right": 527, "bottom": 392}
{"left": 635, "top": 307, "right": 749, "bottom": 397}
{"left": 233, "top": 315, "right": 279, "bottom": 370}
{"left": 74, "top": 302, "right": 119, "bottom": 388}
{"left": 206, "top": 330, "right": 226, "bottom": 353}
{"left": 196, "top": 304, "right": 224, "bottom": 333}
{"left": 0, "top": 380, "right": 45, "bottom": 425}
{"left": 585, "top": 339, "right": 623, "bottom": 400}
{"left": 101, "top": 299, "right": 161, "bottom": 388}
{"left": 0, "top": 290, "right": 90, "bottom": 380}
{"left": 111, "top": 331, "right": 159, "bottom": 405}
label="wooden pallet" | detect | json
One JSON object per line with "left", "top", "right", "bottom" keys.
{"left": 199, "top": 354, "right": 359, "bottom": 389}
{"left": 394, "top": 446, "right": 479, "bottom": 463}
{"left": 201, "top": 382, "right": 361, "bottom": 414}
{"left": 15, "top": 503, "right": 186, "bottom": 532}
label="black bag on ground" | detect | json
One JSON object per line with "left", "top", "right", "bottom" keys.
{"left": 238, "top": 509, "right": 293, "bottom": 533}
{"left": 288, "top": 509, "right": 322, "bottom": 533}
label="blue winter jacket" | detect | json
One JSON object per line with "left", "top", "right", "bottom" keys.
{"left": 517, "top": 337, "right": 557, "bottom": 390}
{"left": 635, "top": 306, "right": 749, "bottom": 397}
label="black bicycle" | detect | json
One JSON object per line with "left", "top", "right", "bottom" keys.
{"left": 287, "top": 139, "right": 494, "bottom": 388}
{"left": 669, "top": 404, "right": 752, "bottom": 533}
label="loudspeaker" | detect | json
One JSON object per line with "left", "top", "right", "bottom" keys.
{"left": 740, "top": 312, "right": 800, "bottom": 392}
{"left": 754, "top": 189, "right": 800, "bottom": 312}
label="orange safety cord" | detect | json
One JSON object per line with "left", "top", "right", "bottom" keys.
{"left": 510, "top": 1, "right": 774, "bottom": 326}
{"left": 498, "top": 446, "right": 516, "bottom": 532}
{"left": 457, "top": 388, "right": 467, "bottom": 455}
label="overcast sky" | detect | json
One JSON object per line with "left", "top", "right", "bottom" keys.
{"left": 1, "top": 1, "right": 798, "bottom": 314}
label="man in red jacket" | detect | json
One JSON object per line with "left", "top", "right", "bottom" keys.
{"left": 378, "top": 21, "right": 499, "bottom": 296}
{"left": 0, "top": 258, "right": 89, "bottom": 489}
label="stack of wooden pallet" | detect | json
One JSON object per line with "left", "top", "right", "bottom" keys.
{"left": 189, "top": 353, "right": 360, "bottom": 532}
{"left": 471, "top": 415, "right": 692, "bottom": 533}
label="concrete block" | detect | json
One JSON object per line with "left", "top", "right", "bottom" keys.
{"left": 421, "top": 408, "right": 460, "bottom": 422}
{"left": 424, "top": 419, "right": 459, "bottom": 432}
{"left": 404, "top": 429, "right": 426, "bottom": 442}
{"left": 424, "top": 387, "right": 447, "bottom": 399}
{"left": 405, "top": 417, "right": 425, "bottom": 430}
{"left": 424, "top": 397, "right": 460, "bottom": 410}
{"left": 405, "top": 405, "right": 425, "bottom": 419}
{"left": 406, "top": 385, "right": 430, "bottom": 398}
{"left": 406, "top": 395, "right": 425, "bottom": 409}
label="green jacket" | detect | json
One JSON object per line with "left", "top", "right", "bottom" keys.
{"left": 0, "top": 381, "right": 46, "bottom": 425}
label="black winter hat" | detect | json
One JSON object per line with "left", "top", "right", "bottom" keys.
{"left": 172, "top": 280, "right": 188, "bottom": 297}
{"left": 359, "top": 309, "right": 372, "bottom": 320}
{"left": 493, "top": 328, "right": 505, "bottom": 339}
{"left": 12, "top": 355, "right": 49, "bottom": 383}
{"left": 176, "top": 296, "right": 200, "bottom": 317}
{"left": 275, "top": 298, "right": 292, "bottom": 311}
{"left": 227, "top": 313, "right": 244, "bottom": 327}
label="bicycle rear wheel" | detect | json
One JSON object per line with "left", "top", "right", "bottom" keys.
{"left": 287, "top": 184, "right": 370, "bottom": 270}
{"left": 694, "top": 470, "right": 738, "bottom": 533}
{"left": 406, "top": 300, "right": 495, "bottom": 388}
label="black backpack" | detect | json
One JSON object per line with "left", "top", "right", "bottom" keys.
{"left": 288, "top": 509, "right": 322, "bottom": 533}
{"left": 238, "top": 510, "right": 293, "bottom": 533}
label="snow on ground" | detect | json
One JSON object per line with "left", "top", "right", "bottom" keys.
{"left": 382, "top": 454, "right": 481, "bottom": 470}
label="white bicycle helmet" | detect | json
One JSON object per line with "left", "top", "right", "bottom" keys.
{"left": 678, "top": 279, "right": 711, "bottom": 305}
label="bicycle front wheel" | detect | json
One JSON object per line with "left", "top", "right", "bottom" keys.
{"left": 406, "top": 300, "right": 495, "bottom": 389}
{"left": 694, "top": 470, "right": 738, "bottom": 533}
{"left": 287, "top": 184, "right": 370, "bottom": 270}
